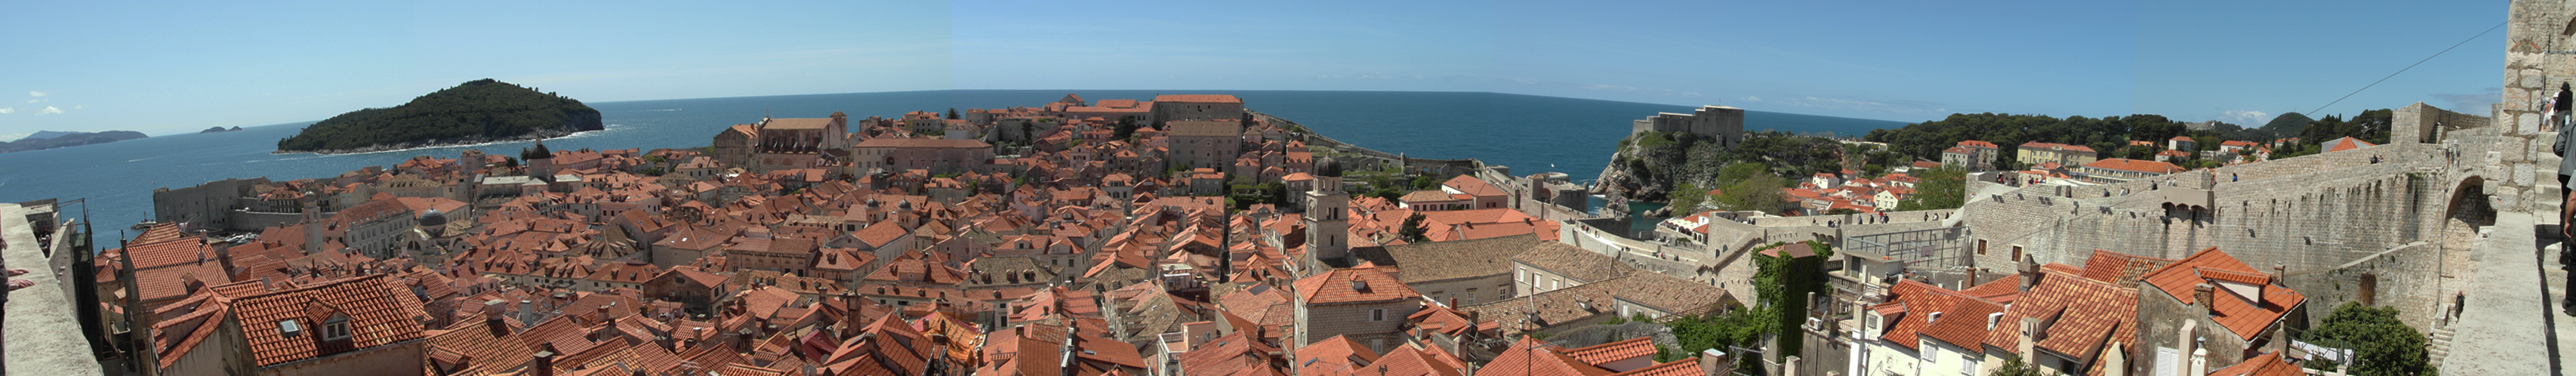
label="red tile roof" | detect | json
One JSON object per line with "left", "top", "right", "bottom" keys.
{"left": 2324, "top": 136, "right": 2376, "bottom": 153}
{"left": 1608, "top": 359, "right": 1706, "bottom": 376}
{"left": 1980, "top": 270, "right": 2137, "bottom": 364}
{"left": 233, "top": 275, "right": 427, "bottom": 367}
{"left": 1293, "top": 266, "right": 1421, "bottom": 305}
{"left": 1957, "top": 140, "right": 1998, "bottom": 149}
{"left": 1872, "top": 279, "right": 2007, "bottom": 351}
{"left": 2207, "top": 350, "right": 2303, "bottom": 376}
{"left": 1154, "top": 94, "right": 1243, "bottom": 103}
{"left": 1296, "top": 335, "right": 1384, "bottom": 372}
{"left": 2020, "top": 141, "right": 2097, "bottom": 153}
{"left": 1359, "top": 344, "right": 1468, "bottom": 376}
{"left": 1562, "top": 337, "right": 1655, "bottom": 366}
{"left": 2077, "top": 250, "right": 2177, "bottom": 284}
{"left": 1481, "top": 337, "right": 1614, "bottom": 376}
{"left": 2140, "top": 248, "right": 2305, "bottom": 341}
{"left": 1443, "top": 175, "right": 1505, "bottom": 197}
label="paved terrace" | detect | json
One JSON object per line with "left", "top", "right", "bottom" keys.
{"left": 1, "top": 202, "right": 101, "bottom": 375}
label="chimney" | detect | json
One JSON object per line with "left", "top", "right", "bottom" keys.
{"left": 1696, "top": 349, "right": 1731, "bottom": 376}
{"left": 532, "top": 350, "right": 556, "bottom": 376}
{"left": 2193, "top": 284, "right": 2217, "bottom": 316}
{"left": 2272, "top": 263, "right": 2287, "bottom": 285}
{"left": 596, "top": 305, "right": 612, "bottom": 322}
{"left": 2018, "top": 257, "right": 2041, "bottom": 292}
{"left": 484, "top": 299, "right": 507, "bottom": 324}
{"left": 2017, "top": 317, "right": 2039, "bottom": 362}
{"left": 519, "top": 300, "right": 537, "bottom": 327}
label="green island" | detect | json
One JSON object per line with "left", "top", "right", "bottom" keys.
{"left": 274, "top": 79, "right": 602, "bottom": 153}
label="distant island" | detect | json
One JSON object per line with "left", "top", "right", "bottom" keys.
{"left": 2, "top": 130, "right": 147, "bottom": 153}
{"left": 199, "top": 126, "right": 242, "bottom": 134}
{"left": 275, "top": 79, "right": 603, "bottom": 154}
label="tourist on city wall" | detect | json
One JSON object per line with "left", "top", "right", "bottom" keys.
{"left": 2553, "top": 82, "right": 2575, "bottom": 313}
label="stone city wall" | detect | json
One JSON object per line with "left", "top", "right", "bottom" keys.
{"left": 1953, "top": 136, "right": 2489, "bottom": 329}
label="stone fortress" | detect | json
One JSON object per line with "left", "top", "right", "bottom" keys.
{"left": 1632, "top": 105, "right": 1746, "bottom": 149}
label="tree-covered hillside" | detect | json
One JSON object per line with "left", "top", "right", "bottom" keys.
{"left": 276, "top": 79, "right": 602, "bottom": 153}
{"left": 1863, "top": 110, "right": 2390, "bottom": 168}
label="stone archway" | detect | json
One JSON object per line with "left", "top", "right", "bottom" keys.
{"left": 2442, "top": 177, "right": 2495, "bottom": 264}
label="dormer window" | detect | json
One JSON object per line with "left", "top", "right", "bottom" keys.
{"left": 323, "top": 315, "right": 352, "bottom": 341}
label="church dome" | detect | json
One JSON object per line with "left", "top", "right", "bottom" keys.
{"left": 1314, "top": 156, "right": 1343, "bottom": 177}
{"left": 416, "top": 208, "right": 448, "bottom": 227}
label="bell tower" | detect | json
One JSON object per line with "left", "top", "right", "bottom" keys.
{"left": 1302, "top": 157, "right": 1350, "bottom": 274}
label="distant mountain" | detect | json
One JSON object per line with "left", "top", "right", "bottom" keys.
{"left": 199, "top": 126, "right": 242, "bottom": 134}
{"left": 2261, "top": 112, "right": 2314, "bottom": 135}
{"left": 1, "top": 131, "right": 148, "bottom": 153}
{"left": 275, "top": 79, "right": 603, "bottom": 154}
{"left": 19, "top": 131, "right": 78, "bottom": 140}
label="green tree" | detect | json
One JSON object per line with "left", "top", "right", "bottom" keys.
{"left": 1114, "top": 116, "right": 1141, "bottom": 140}
{"left": 1662, "top": 307, "right": 1769, "bottom": 365}
{"left": 1698, "top": 162, "right": 1787, "bottom": 213}
{"left": 1397, "top": 213, "right": 1430, "bottom": 242}
{"left": 947, "top": 108, "right": 960, "bottom": 120}
{"left": 1749, "top": 241, "right": 1830, "bottom": 360}
{"left": 2305, "top": 302, "right": 2430, "bottom": 376}
{"left": 1987, "top": 355, "right": 2042, "bottom": 376}
{"left": 1670, "top": 183, "right": 1708, "bottom": 214}
{"left": 1898, "top": 167, "right": 1967, "bottom": 211}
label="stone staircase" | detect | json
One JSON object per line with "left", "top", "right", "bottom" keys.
{"left": 2427, "top": 325, "right": 2456, "bottom": 369}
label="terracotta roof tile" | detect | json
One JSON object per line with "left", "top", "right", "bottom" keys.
{"left": 1607, "top": 359, "right": 1706, "bottom": 376}
{"left": 2140, "top": 248, "right": 2305, "bottom": 341}
{"left": 1980, "top": 270, "right": 2136, "bottom": 364}
{"left": 1297, "top": 335, "right": 1384, "bottom": 373}
{"left": 1513, "top": 242, "right": 1631, "bottom": 283}
{"left": 1293, "top": 266, "right": 1420, "bottom": 304}
{"left": 1481, "top": 337, "right": 1614, "bottom": 376}
{"left": 233, "top": 275, "right": 427, "bottom": 366}
{"left": 2077, "top": 250, "right": 2177, "bottom": 284}
{"left": 1154, "top": 94, "right": 1243, "bottom": 103}
{"left": 1562, "top": 337, "right": 1655, "bottom": 366}
{"left": 2207, "top": 350, "right": 2303, "bottom": 376}
{"left": 1352, "top": 234, "right": 1536, "bottom": 284}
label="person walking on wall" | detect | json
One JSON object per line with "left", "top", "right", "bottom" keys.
{"left": 2544, "top": 82, "right": 2576, "bottom": 313}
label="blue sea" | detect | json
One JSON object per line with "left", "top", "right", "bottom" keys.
{"left": 0, "top": 90, "right": 1904, "bottom": 245}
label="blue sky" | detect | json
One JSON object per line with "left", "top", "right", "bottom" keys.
{"left": 0, "top": 0, "right": 2509, "bottom": 137}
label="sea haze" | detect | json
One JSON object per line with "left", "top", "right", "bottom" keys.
{"left": 0, "top": 90, "right": 1906, "bottom": 245}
